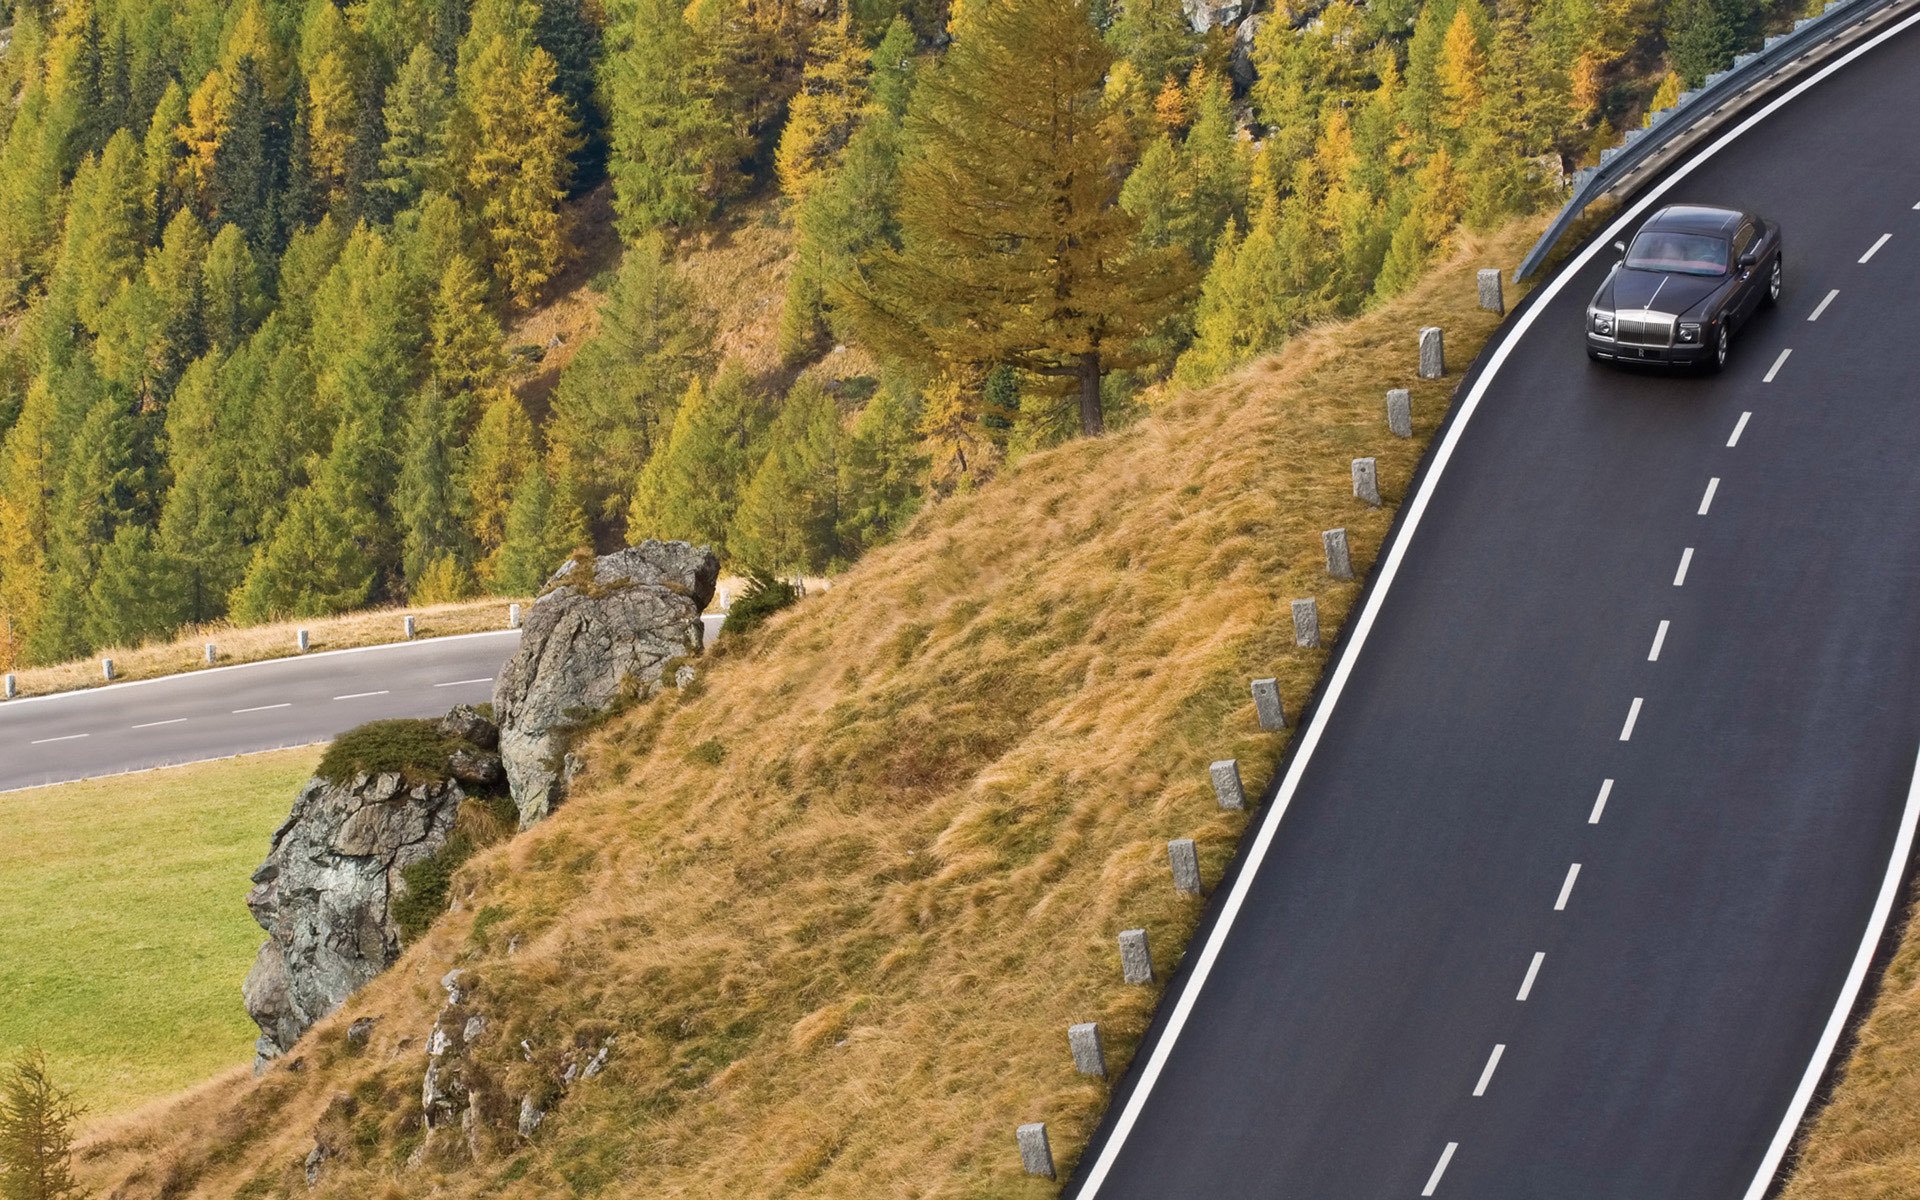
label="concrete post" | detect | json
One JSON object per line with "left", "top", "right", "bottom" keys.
{"left": 1323, "top": 528, "right": 1353, "bottom": 581}
{"left": 1251, "top": 678, "right": 1287, "bottom": 731}
{"left": 1017, "top": 1123, "right": 1056, "bottom": 1179}
{"left": 1479, "top": 268, "right": 1506, "bottom": 314}
{"left": 1168, "top": 838, "right": 1202, "bottom": 895}
{"left": 1119, "top": 929, "right": 1154, "bottom": 984}
{"left": 1292, "top": 598, "right": 1320, "bottom": 648}
{"left": 1352, "top": 457, "right": 1380, "bottom": 507}
{"left": 3, "top": 674, "right": 14, "bottom": 700}
{"left": 204, "top": 643, "right": 217, "bottom": 665}
{"left": 1069, "top": 1022, "right": 1107, "bottom": 1077}
{"left": 1419, "top": 327, "right": 1446, "bottom": 378}
{"left": 508, "top": 603, "right": 521, "bottom": 630}
{"left": 718, "top": 587, "right": 731, "bottom": 612}
{"left": 1386, "top": 388, "right": 1413, "bottom": 439}
{"left": 296, "top": 629, "right": 310, "bottom": 653}
{"left": 102, "top": 658, "right": 115, "bottom": 681}
{"left": 403, "top": 615, "right": 417, "bottom": 640}
{"left": 1210, "top": 759, "right": 1247, "bottom": 810}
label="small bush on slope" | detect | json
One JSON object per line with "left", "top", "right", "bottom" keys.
{"left": 73, "top": 221, "right": 1539, "bottom": 1199}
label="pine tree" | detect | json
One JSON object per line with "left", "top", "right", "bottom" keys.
{"left": 836, "top": 376, "right": 925, "bottom": 553}
{"left": 396, "top": 385, "right": 472, "bottom": 592}
{"left": 1374, "top": 145, "right": 1464, "bottom": 298}
{"left": 728, "top": 377, "right": 844, "bottom": 574}
{"left": 0, "top": 1049, "right": 83, "bottom": 1200}
{"left": 300, "top": 0, "right": 360, "bottom": 200}
{"left": 427, "top": 252, "right": 506, "bottom": 404}
{"left": 213, "top": 56, "right": 274, "bottom": 247}
{"left": 626, "top": 366, "right": 767, "bottom": 557}
{"left": 141, "top": 81, "right": 193, "bottom": 238}
{"left": 1106, "top": 0, "right": 1195, "bottom": 90}
{"left": 83, "top": 524, "right": 188, "bottom": 649}
{"left": 775, "top": 9, "right": 869, "bottom": 203}
{"left": 533, "top": 0, "right": 604, "bottom": 180}
{"left": 182, "top": 68, "right": 233, "bottom": 214}
{"left": 1401, "top": 0, "right": 1459, "bottom": 142}
{"left": 493, "top": 460, "right": 585, "bottom": 594}
{"left": 456, "top": 34, "right": 577, "bottom": 306}
{"left": 157, "top": 352, "right": 252, "bottom": 623}
{"left": 380, "top": 44, "right": 456, "bottom": 209}
{"left": 1666, "top": 0, "right": 1737, "bottom": 87}
{"left": 229, "top": 421, "right": 383, "bottom": 622}
{"left": 202, "top": 223, "right": 267, "bottom": 351}
{"left": 465, "top": 387, "right": 536, "bottom": 581}
{"left": 1437, "top": 1, "right": 1490, "bottom": 145}
{"left": 136, "top": 207, "right": 211, "bottom": 403}
{"left": 605, "top": 0, "right": 738, "bottom": 237}
{"left": 54, "top": 130, "right": 146, "bottom": 335}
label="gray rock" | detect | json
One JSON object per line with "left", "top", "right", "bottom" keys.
{"left": 517, "top": 1096, "right": 546, "bottom": 1138}
{"left": 448, "top": 748, "right": 504, "bottom": 787}
{"left": 346, "top": 1017, "right": 377, "bottom": 1050}
{"left": 304, "top": 1142, "right": 327, "bottom": 1187}
{"left": 242, "top": 772, "right": 465, "bottom": 1070}
{"left": 1182, "top": 0, "right": 1244, "bottom": 32}
{"left": 440, "top": 704, "right": 499, "bottom": 750}
{"left": 493, "top": 541, "right": 719, "bottom": 828}
{"left": 1229, "top": 13, "right": 1265, "bottom": 88}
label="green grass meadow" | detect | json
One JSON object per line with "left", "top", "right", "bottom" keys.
{"left": 0, "top": 748, "right": 319, "bottom": 1116}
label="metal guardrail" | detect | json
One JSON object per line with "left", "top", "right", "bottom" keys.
{"left": 1515, "top": 0, "right": 1911, "bottom": 280}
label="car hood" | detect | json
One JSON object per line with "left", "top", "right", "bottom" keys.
{"left": 1600, "top": 267, "right": 1724, "bottom": 317}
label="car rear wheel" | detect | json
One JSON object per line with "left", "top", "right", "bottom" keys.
{"left": 1764, "top": 256, "right": 1783, "bottom": 308}
{"left": 1706, "top": 324, "right": 1730, "bottom": 374}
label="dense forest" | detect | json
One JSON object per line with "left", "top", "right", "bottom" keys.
{"left": 0, "top": 0, "right": 1789, "bottom": 669}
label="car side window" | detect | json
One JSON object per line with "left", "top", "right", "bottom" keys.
{"left": 1732, "top": 223, "right": 1756, "bottom": 265}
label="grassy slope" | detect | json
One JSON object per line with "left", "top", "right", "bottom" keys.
{"left": 73, "top": 222, "right": 1538, "bottom": 1198}
{"left": 0, "top": 747, "right": 320, "bottom": 1115}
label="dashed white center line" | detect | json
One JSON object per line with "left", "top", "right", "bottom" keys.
{"left": 1422, "top": 1143, "right": 1459, "bottom": 1197}
{"left": 1620, "top": 697, "right": 1644, "bottom": 741}
{"left": 1763, "top": 349, "right": 1792, "bottom": 383}
{"left": 131, "top": 718, "right": 188, "bottom": 730}
{"left": 1674, "top": 547, "right": 1694, "bottom": 587}
{"left": 1860, "top": 233, "right": 1892, "bottom": 263}
{"left": 1698, "top": 478, "right": 1720, "bottom": 515}
{"left": 1727, "top": 412, "right": 1751, "bottom": 447}
{"left": 1589, "top": 779, "right": 1615, "bottom": 825}
{"left": 233, "top": 703, "right": 292, "bottom": 714}
{"left": 334, "top": 690, "right": 391, "bottom": 701}
{"left": 1649, "top": 620, "right": 1670, "bottom": 662}
{"left": 1555, "top": 863, "right": 1583, "bottom": 911}
{"left": 1517, "top": 952, "right": 1546, "bottom": 1001}
{"left": 434, "top": 678, "right": 493, "bottom": 688}
{"left": 1808, "top": 290, "right": 1839, "bottom": 321}
{"left": 1473, "top": 1044, "right": 1507, "bottom": 1097}
{"left": 30, "top": 733, "right": 88, "bottom": 745}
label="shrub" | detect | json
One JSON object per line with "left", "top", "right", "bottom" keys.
{"left": 316, "top": 719, "right": 460, "bottom": 786}
{"left": 720, "top": 572, "right": 800, "bottom": 640}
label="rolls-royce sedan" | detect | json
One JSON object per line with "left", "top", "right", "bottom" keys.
{"left": 1585, "top": 204, "right": 1783, "bottom": 372}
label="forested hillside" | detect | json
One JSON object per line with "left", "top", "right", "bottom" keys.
{"left": 0, "top": 0, "right": 1789, "bottom": 671}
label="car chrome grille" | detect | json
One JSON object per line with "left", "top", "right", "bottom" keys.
{"left": 1614, "top": 309, "right": 1676, "bottom": 348}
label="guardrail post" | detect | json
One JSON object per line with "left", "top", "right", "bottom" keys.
{"left": 1387, "top": 388, "right": 1413, "bottom": 438}
{"left": 1210, "top": 759, "right": 1247, "bottom": 810}
{"left": 1069, "top": 1023, "right": 1108, "bottom": 1077}
{"left": 1119, "top": 929, "right": 1154, "bottom": 984}
{"left": 403, "top": 615, "right": 417, "bottom": 640}
{"left": 1168, "top": 838, "right": 1203, "bottom": 894}
{"left": 3, "top": 674, "right": 14, "bottom": 700}
{"left": 1292, "top": 598, "right": 1320, "bottom": 648}
{"left": 1478, "top": 269, "right": 1507, "bottom": 315}
{"left": 101, "top": 658, "right": 115, "bottom": 681}
{"left": 508, "top": 603, "right": 521, "bottom": 630}
{"left": 1324, "top": 527, "right": 1353, "bottom": 581}
{"left": 204, "top": 642, "right": 216, "bottom": 665}
{"left": 1419, "top": 327, "right": 1446, "bottom": 378}
{"left": 1017, "top": 1123, "right": 1056, "bottom": 1178}
{"left": 296, "top": 629, "right": 310, "bottom": 653}
{"left": 1251, "top": 677, "right": 1287, "bottom": 730}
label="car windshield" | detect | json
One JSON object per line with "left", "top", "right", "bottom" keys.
{"left": 1625, "top": 230, "right": 1729, "bottom": 277}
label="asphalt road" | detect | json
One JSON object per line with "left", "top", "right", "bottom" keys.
{"left": 0, "top": 616, "right": 723, "bottom": 791}
{"left": 1072, "top": 19, "right": 1920, "bottom": 1200}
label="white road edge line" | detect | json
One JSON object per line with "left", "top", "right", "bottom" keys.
{"left": 1764, "top": 349, "right": 1793, "bottom": 383}
{"left": 333, "top": 690, "right": 390, "bottom": 701}
{"left": 1620, "top": 697, "right": 1644, "bottom": 741}
{"left": 1517, "top": 952, "right": 1546, "bottom": 1002}
{"left": 1555, "top": 863, "right": 1582, "bottom": 911}
{"left": 232, "top": 703, "right": 292, "bottom": 714}
{"left": 1860, "top": 233, "right": 1892, "bottom": 263}
{"left": 1808, "top": 289, "right": 1839, "bottom": 321}
{"left": 1728, "top": 411, "right": 1751, "bottom": 447}
{"left": 130, "top": 718, "right": 188, "bottom": 730}
{"left": 29, "top": 733, "right": 88, "bottom": 745}
{"left": 1699, "top": 477, "right": 1721, "bottom": 515}
{"left": 1589, "top": 779, "right": 1614, "bottom": 825}
{"left": 434, "top": 678, "right": 494, "bottom": 688}
{"left": 1422, "top": 1143, "right": 1459, "bottom": 1197}
{"left": 1649, "top": 620, "right": 1670, "bottom": 662}
{"left": 1473, "top": 1044, "right": 1507, "bottom": 1097}
{"left": 1674, "top": 547, "right": 1694, "bottom": 586}
{"left": 1070, "top": 19, "right": 1920, "bottom": 1191}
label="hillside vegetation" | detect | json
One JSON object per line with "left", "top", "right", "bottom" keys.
{"left": 73, "top": 221, "right": 1536, "bottom": 1199}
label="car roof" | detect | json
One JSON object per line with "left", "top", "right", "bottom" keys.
{"left": 1642, "top": 204, "right": 1746, "bottom": 236}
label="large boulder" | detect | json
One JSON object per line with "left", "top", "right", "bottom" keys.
{"left": 243, "top": 771, "right": 466, "bottom": 1070}
{"left": 1183, "top": 0, "right": 1248, "bottom": 33}
{"left": 493, "top": 541, "right": 719, "bottom": 829}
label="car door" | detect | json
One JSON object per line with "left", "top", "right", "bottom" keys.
{"left": 1730, "top": 221, "right": 1760, "bottom": 321}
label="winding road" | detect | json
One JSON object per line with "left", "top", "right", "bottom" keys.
{"left": 1072, "top": 17, "right": 1920, "bottom": 1200}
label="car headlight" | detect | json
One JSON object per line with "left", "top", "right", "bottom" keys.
{"left": 1590, "top": 310, "right": 1614, "bottom": 336}
{"left": 1677, "top": 323, "right": 1702, "bottom": 344}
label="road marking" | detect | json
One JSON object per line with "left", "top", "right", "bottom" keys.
{"left": 1620, "top": 697, "right": 1644, "bottom": 741}
{"left": 1808, "top": 289, "right": 1839, "bottom": 321}
{"left": 1860, "top": 233, "right": 1892, "bottom": 263}
{"left": 1422, "top": 1143, "right": 1459, "bottom": 1197}
{"left": 232, "top": 703, "right": 292, "bottom": 714}
{"left": 30, "top": 733, "right": 88, "bottom": 745}
{"left": 333, "top": 690, "right": 390, "bottom": 701}
{"left": 1556, "top": 863, "right": 1583, "bottom": 911}
{"left": 1698, "top": 478, "right": 1720, "bottom": 515}
{"left": 1727, "top": 412, "right": 1751, "bottom": 447}
{"left": 1674, "top": 547, "right": 1694, "bottom": 586}
{"left": 434, "top": 677, "right": 493, "bottom": 688}
{"left": 130, "top": 718, "right": 188, "bottom": 730}
{"left": 1590, "top": 779, "right": 1614, "bottom": 824}
{"left": 1473, "top": 1044, "right": 1507, "bottom": 1097}
{"left": 1763, "top": 349, "right": 1792, "bottom": 383}
{"left": 1649, "top": 620, "right": 1670, "bottom": 662}
{"left": 1518, "top": 951, "right": 1546, "bottom": 1001}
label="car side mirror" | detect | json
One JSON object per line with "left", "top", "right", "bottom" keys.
{"left": 1613, "top": 240, "right": 1627, "bottom": 255}
{"left": 1738, "top": 249, "right": 1760, "bottom": 269}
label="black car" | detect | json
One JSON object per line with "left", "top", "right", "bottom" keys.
{"left": 1585, "top": 204, "right": 1783, "bottom": 372}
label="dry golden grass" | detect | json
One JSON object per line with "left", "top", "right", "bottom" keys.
{"left": 6, "top": 597, "right": 525, "bottom": 700}
{"left": 74, "top": 221, "right": 1542, "bottom": 1199}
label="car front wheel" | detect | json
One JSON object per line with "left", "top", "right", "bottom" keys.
{"left": 1764, "top": 256, "right": 1783, "bottom": 308}
{"left": 1707, "top": 324, "right": 1730, "bottom": 374}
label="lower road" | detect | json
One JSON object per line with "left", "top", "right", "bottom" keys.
{"left": 1073, "top": 18, "right": 1920, "bottom": 1200}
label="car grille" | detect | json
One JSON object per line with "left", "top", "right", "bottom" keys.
{"left": 1614, "top": 310, "right": 1676, "bottom": 348}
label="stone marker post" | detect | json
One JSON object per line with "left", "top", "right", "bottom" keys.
{"left": 718, "top": 587, "right": 730, "bottom": 612}
{"left": 1352, "top": 457, "right": 1380, "bottom": 507}
{"left": 1292, "top": 598, "right": 1321, "bottom": 648}
{"left": 3, "top": 674, "right": 14, "bottom": 700}
{"left": 1479, "top": 268, "right": 1506, "bottom": 314}
{"left": 1169, "top": 838, "right": 1203, "bottom": 894}
{"left": 102, "top": 658, "right": 115, "bottom": 681}
{"left": 508, "top": 603, "right": 521, "bottom": 630}
{"left": 1210, "top": 759, "right": 1247, "bottom": 810}
{"left": 403, "top": 615, "right": 417, "bottom": 640}
{"left": 1251, "top": 678, "right": 1287, "bottom": 730}
{"left": 297, "top": 629, "right": 310, "bottom": 653}
{"left": 1387, "top": 388, "right": 1413, "bottom": 439}
{"left": 204, "top": 642, "right": 217, "bottom": 665}
{"left": 1017, "top": 1123, "right": 1056, "bottom": 1179}
{"left": 1419, "top": 327, "right": 1446, "bottom": 378}
{"left": 1119, "top": 928, "right": 1153, "bottom": 983}
{"left": 1069, "top": 1023, "right": 1107, "bottom": 1077}
{"left": 1323, "top": 528, "right": 1353, "bottom": 581}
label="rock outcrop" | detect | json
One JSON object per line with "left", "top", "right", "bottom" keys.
{"left": 493, "top": 540, "right": 719, "bottom": 828}
{"left": 1183, "top": 0, "right": 1248, "bottom": 33}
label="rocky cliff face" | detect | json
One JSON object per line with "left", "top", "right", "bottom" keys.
{"left": 493, "top": 540, "right": 719, "bottom": 829}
